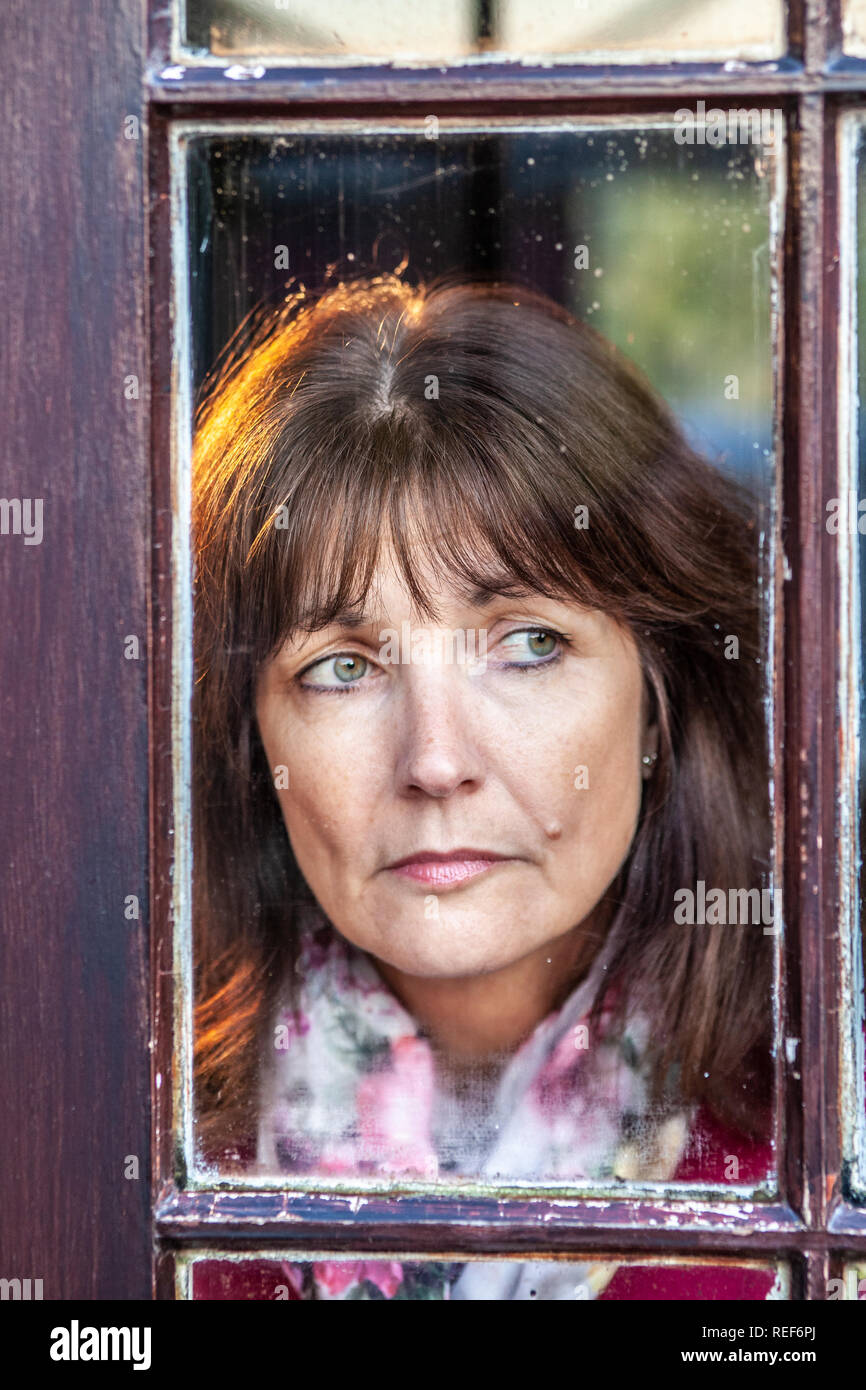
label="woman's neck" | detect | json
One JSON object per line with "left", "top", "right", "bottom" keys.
{"left": 373, "top": 917, "right": 604, "bottom": 1064}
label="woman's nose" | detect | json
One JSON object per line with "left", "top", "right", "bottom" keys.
{"left": 395, "top": 668, "right": 486, "bottom": 799}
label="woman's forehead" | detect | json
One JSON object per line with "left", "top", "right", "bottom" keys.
{"left": 294, "top": 567, "right": 580, "bottom": 632}
{"left": 350, "top": 544, "right": 544, "bottom": 614}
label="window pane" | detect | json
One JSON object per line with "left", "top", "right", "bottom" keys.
{"left": 844, "top": 1, "right": 866, "bottom": 57}
{"left": 183, "top": 1253, "right": 788, "bottom": 1300}
{"left": 837, "top": 1265, "right": 866, "bottom": 1299}
{"left": 177, "top": 118, "right": 783, "bottom": 1192}
{"left": 184, "top": 0, "right": 477, "bottom": 59}
{"left": 497, "top": 0, "right": 784, "bottom": 60}
{"left": 181, "top": 0, "right": 785, "bottom": 63}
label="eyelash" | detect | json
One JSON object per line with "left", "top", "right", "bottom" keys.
{"left": 502, "top": 644, "right": 565, "bottom": 673}
{"left": 297, "top": 627, "right": 569, "bottom": 696}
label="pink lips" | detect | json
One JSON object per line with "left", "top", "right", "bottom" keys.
{"left": 386, "top": 850, "right": 510, "bottom": 889}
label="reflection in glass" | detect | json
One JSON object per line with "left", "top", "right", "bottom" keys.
{"left": 185, "top": 1255, "right": 787, "bottom": 1300}
{"left": 182, "top": 0, "right": 784, "bottom": 63}
{"left": 181, "top": 123, "right": 781, "bottom": 1191}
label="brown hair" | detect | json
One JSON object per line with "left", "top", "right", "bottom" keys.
{"left": 191, "top": 274, "right": 772, "bottom": 1164}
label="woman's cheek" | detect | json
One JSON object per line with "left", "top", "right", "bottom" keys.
{"left": 558, "top": 704, "right": 643, "bottom": 841}
{"left": 279, "top": 730, "right": 380, "bottom": 865}
{"left": 278, "top": 761, "right": 345, "bottom": 845}
{"left": 549, "top": 685, "right": 639, "bottom": 791}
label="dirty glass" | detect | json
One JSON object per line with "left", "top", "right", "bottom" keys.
{"left": 182, "top": 1253, "right": 789, "bottom": 1300}
{"left": 180, "top": 0, "right": 785, "bottom": 64}
{"left": 178, "top": 118, "right": 782, "bottom": 1191}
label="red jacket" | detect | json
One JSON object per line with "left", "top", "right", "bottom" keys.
{"left": 194, "top": 1104, "right": 776, "bottom": 1301}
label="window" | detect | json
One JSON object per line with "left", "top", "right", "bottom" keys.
{"left": 4, "top": 0, "right": 866, "bottom": 1309}
{"left": 143, "top": 0, "right": 866, "bottom": 1300}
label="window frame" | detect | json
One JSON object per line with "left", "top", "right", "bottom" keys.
{"left": 145, "top": 0, "right": 864, "bottom": 1300}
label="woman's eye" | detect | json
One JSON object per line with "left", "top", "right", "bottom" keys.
{"left": 300, "top": 654, "right": 371, "bottom": 689}
{"left": 496, "top": 629, "right": 560, "bottom": 664}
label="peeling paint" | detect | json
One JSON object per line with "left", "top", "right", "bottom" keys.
{"left": 224, "top": 64, "right": 266, "bottom": 81}
{"left": 838, "top": 112, "right": 866, "bottom": 1201}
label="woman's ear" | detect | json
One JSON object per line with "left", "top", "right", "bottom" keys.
{"left": 639, "top": 673, "right": 660, "bottom": 779}
{"left": 641, "top": 721, "right": 659, "bottom": 779}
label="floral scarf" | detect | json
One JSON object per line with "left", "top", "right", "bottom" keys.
{"left": 257, "top": 921, "right": 691, "bottom": 1300}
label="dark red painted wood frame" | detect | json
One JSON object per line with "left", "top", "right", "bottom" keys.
{"left": 0, "top": 0, "right": 152, "bottom": 1299}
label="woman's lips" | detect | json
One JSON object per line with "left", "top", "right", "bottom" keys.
{"left": 385, "top": 851, "right": 511, "bottom": 889}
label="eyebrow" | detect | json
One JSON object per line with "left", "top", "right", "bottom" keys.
{"left": 318, "top": 583, "right": 537, "bottom": 632}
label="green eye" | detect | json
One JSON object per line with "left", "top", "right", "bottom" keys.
{"left": 526, "top": 631, "right": 557, "bottom": 657}
{"left": 303, "top": 654, "right": 370, "bottom": 688}
{"left": 333, "top": 656, "right": 367, "bottom": 683}
{"left": 498, "top": 628, "right": 560, "bottom": 664}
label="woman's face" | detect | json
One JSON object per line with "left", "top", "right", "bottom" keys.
{"left": 254, "top": 546, "right": 656, "bottom": 981}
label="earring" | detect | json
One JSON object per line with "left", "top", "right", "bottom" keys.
{"left": 641, "top": 751, "right": 658, "bottom": 778}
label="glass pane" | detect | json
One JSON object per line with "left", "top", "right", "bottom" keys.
{"left": 836, "top": 1265, "right": 866, "bottom": 1299}
{"left": 181, "top": 0, "right": 785, "bottom": 63}
{"left": 184, "top": 0, "right": 477, "bottom": 58}
{"left": 183, "top": 1254, "right": 788, "bottom": 1300}
{"left": 176, "top": 118, "right": 783, "bottom": 1191}
{"left": 844, "top": 1, "right": 866, "bottom": 57}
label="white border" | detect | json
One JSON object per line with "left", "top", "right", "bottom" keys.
{"left": 838, "top": 111, "right": 866, "bottom": 1201}
{"left": 170, "top": 133, "right": 196, "bottom": 1179}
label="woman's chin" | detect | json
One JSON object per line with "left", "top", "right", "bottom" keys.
{"left": 339, "top": 909, "right": 550, "bottom": 982}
